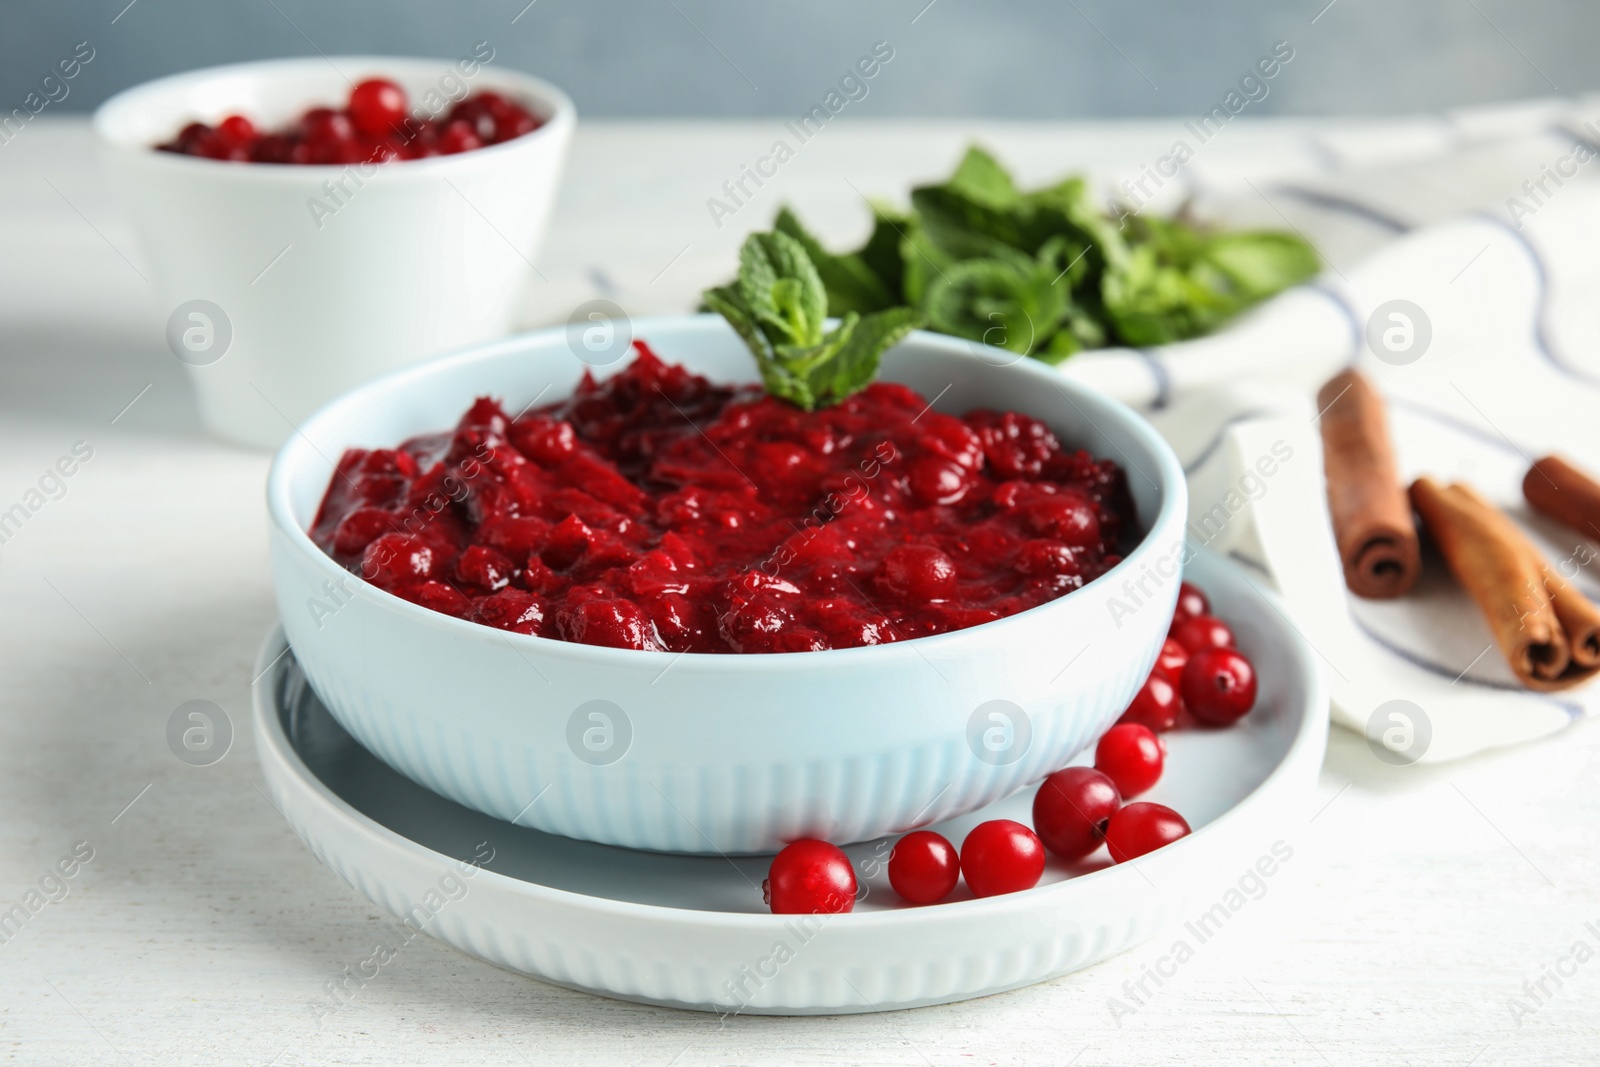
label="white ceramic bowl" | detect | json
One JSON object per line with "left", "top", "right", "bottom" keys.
{"left": 94, "top": 55, "right": 575, "bottom": 448}
{"left": 266, "top": 316, "right": 1189, "bottom": 854}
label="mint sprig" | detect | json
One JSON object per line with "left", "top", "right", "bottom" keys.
{"left": 703, "top": 230, "right": 922, "bottom": 411}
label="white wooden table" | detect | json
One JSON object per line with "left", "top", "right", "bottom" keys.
{"left": 1, "top": 117, "right": 1596, "bottom": 1066}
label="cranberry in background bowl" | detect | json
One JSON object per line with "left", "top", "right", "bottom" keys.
{"left": 266, "top": 315, "right": 1189, "bottom": 854}
{"left": 93, "top": 55, "right": 575, "bottom": 448}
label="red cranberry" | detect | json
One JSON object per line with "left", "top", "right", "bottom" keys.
{"left": 413, "top": 579, "right": 473, "bottom": 618}
{"left": 1180, "top": 647, "right": 1258, "bottom": 725}
{"left": 438, "top": 119, "right": 484, "bottom": 154}
{"left": 215, "top": 114, "right": 256, "bottom": 146}
{"left": 960, "top": 819, "right": 1046, "bottom": 897}
{"left": 191, "top": 129, "right": 246, "bottom": 160}
{"left": 300, "top": 107, "right": 353, "bottom": 145}
{"left": 556, "top": 596, "right": 662, "bottom": 650}
{"left": 173, "top": 121, "right": 210, "bottom": 151}
{"left": 1024, "top": 492, "right": 1100, "bottom": 548}
{"left": 364, "top": 447, "right": 418, "bottom": 478}
{"left": 475, "top": 90, "right": 515, "bottom": 118}
{"left": 364, "top": 139, "right": 400, "bottom": 164}
{"left": 1095, "top": 723, "right": 1164, "bottom": 798}
{"left": 542, "top": 514, "right": 593, "bottom": 571}
{"left": 1014, "top": 539, "right": 1080, "bottom": 577}
{"left": 1105, "top": 802, "right": 1191, "bottom": 862}
{"left": 887, "top": 831, "right": 960, "bottom": 905}
{"left": 348, "top": 78, "right": 408, "bottom": 138}
{"left": 763, "top": 839, "right": 856, "bottom": 914}
{"left": 876, "top": 544, "right": 957, "bottom": 601}
{"left": 361, "top": 533, "right": 438, "bottom": 589}
{"left": 908, "top": 455, "right": 972, "bottom": 505}
{"left": 917, "top": 414, "right": 985, "bottom": 470}
{"left": 331, "top": 507, "right": 400, "bottom": 556}
{"left": 449, "top": 97, "right": 501, "bottom": 143}
{"left": 329, "top": 139, "right": 369, "bottom": 164}
{"left": 354, "top": 473, "right": 407, "bottom": 508}
{"left": 473, "top": 588, "right": 545, "bottom": 634}
{"left": 1117, "top": 668, "right": 1180, "bottom": 733}
{"left": 1156, "top": 636, "right": 1189, "bottom": 678}
{"left": 973, "top": 410, "right": 1059, "bottom": 478}
{"left": 521, "top": 555, "right": 559, "bottom": 594}
{"left": 1032, "top": 767, "right": 1121, "bottom": 862}
{"left": 497, "top": 108, "right": 539, "bottom": 140}
{"left": 251, "top": 134, "right": 297, "bottom": 164}
{"left": 1173, "top": 580, "right": 1210, "bottom": 623}
{"left": 513, "top": 417, "right": 577, "bottom": 465}
{"left": 455, "top": 544, "right": 515, "bottom": 591}
{"left": 1171, "top": 614, "right": 1235, "bottom": 654}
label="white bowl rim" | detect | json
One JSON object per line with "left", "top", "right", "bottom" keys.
{"left": 91, "top": 54, "right": 576, "bottom": 177}
{"left": 266, "top": 314, "right": 1189, "bottom": 669}
{"left": 253, "top": 556, "right": 1328, "bottom": 927}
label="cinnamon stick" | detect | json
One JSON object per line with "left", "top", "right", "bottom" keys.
{"left": 1524, "top": 454, "right": 1600, "bottom": 544}
{"left": 1536, "top": 556, "right": 1600, "bottom": 669}
{"left": 1454, "top": 481, "right": 1600, "bottom": 671}
{"left": 1318, "top": 370, "right": 1420, "bottom": 599}
{"left": 1410, "top": 478, "right": 1600, "bottom": 690}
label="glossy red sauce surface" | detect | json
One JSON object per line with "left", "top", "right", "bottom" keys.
{"left": 310, "top": 343, "right": 1137, "bottom": 653}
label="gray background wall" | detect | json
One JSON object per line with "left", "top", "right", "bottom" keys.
{"left": 3, "top": 0, "right": 1594, "bottom": 119}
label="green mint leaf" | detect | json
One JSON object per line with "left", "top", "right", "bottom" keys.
{"left": 945, "top": 146, "right": 1019, "bottom": 209}
{"left": 768, "top": 276, "right": 811, "bottom": 341}
{"left": 705, "top": 230, "right": 922, "bottom": 411}
{"left": 1037, "top": 328, "right": 1083, "bottom": 365}
{"left": 1102, "top": 244, "right": 1233, "bottom": 346}
{"left": 736, "top": 230, "right": 827, "bottom": 348}
{"left": 774, "top": 207, "right": 895, "bottom": 316}
{"left": 924, "top": 254, "right": 1068, "bottom": 356}
{"left": 757, "top": 231, "right": 828, "bottom": 345}
{"left": 898, "top": 219, "right": 961, "bottom": 309}
{"left": 911, "top": 184, "right": 1032, "bottom": 259}
{"left": 703, "top": 283, "right": 801, "bottom": 403}
{"left": 816, "top": 306, "right": 922, "bottom": 404}
{"left": 1099, "top": 219, "right": 1318, "bottom": 346}
{"left": 1201, "top": 232, "right": 1320, "bottom": 298}
{"left": 1026, "top": 176, "right": 1129, "bottom": 274}
{"left": 701, "top": 285, "right": 765, "bottom": 359}
{"left": 735, "top": 235, "right": 785, "bottom": 339}
{"left": 1037, "top": 234, "right": 1091, "bottom": 291}
{"left": 910, "top": 147, "right": 1034, "bottom": 259}
{"left": 855, "top": 204, "right": 910, "bottom": 303}
{"left": 1062, "top": 302, "right": 1108, "bottom": 351}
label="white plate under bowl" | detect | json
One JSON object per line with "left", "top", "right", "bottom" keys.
{"left": 253, "top": 549, "right": 1326, "bottom": 1014}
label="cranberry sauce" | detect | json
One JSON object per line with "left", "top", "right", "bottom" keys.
{"left": 310, "top": 343, "right": 1137, "bottom": 653}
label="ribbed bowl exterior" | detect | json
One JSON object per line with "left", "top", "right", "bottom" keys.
{"left": 268, "top": 318, "right": 1190, "bottom": 854}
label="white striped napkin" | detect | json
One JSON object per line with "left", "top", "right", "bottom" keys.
{"left": 1064, "top": 114, "right": 1600, "bottom": 762}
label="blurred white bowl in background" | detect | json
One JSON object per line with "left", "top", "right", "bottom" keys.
{"left": 94, "top": 55, "right": 575, "bottom": 447}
